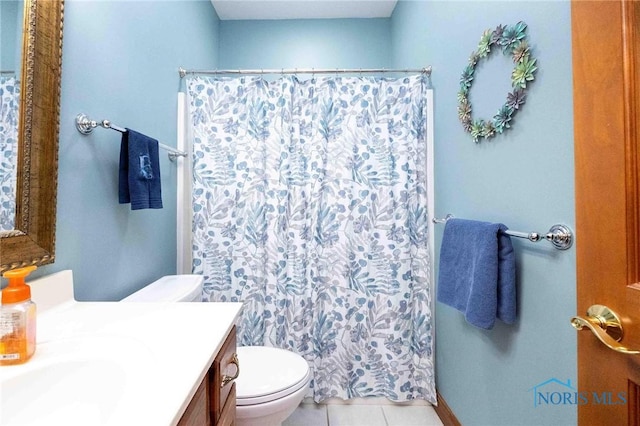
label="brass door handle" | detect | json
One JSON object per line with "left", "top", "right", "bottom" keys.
{"left": 570, "top": 304, "right": 640, "bottom": 355}
{"left": 221, "top": 353, "right": 239, "bottom": 388}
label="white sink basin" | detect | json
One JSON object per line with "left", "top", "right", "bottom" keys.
{"left": 0, "top": 335, "right": 153, "bottom": 425}
{"left": 2, "top": 359, "right": 126, "bottom": 424}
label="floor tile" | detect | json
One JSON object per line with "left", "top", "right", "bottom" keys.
{"left": 382, "top": 405, "right": 444, "bottom": 426}
{"left": 327, "top": 404, "right": 387, "bottom": 426}
{"left": 283, "top": 403, "right": 328, "bottom": 426}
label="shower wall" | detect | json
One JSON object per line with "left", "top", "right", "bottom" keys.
{"left": 391, "top": 1, "right": 576, "bottom": 425}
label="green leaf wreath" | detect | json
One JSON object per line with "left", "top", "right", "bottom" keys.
{"left": 458, "top": 21, "right": 537, "bottom": 142}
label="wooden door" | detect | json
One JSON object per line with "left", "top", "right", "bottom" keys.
{"left": 573, "top": 1, "right": 640, "bottom": 424}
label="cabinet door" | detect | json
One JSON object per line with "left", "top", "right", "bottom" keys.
{"left": 212, "top": 326, "right": 237, "bottom": 424}
{"left": 217, "top": 384, "right": 236, "bottom": 426}
{"left": 178, "top": 374, "right": 210, "bottom": 426}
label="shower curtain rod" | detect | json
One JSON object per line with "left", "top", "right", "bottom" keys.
{"left": 179, "top": 66, "right": 432, "bottom": 78}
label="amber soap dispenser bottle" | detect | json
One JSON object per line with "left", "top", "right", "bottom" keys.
{"left": 0, "top": 266, "right": 37, "bottom": 365}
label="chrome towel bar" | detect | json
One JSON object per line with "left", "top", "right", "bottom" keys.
{"left": 432, "top": 214, "right": 573, "bottom": 250}
{"left": 75, "top": 113, "right": 187, "bottom": 161}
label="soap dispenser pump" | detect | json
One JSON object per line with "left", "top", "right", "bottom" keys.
{"left": 0, "top": 266, "right": 37, "bottom": 365}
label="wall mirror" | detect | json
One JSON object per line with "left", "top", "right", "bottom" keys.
{"left": 0, "top": 0, "right": 63, "bottom": 272}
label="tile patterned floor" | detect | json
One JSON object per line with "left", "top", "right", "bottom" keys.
{"left": 283, "top": 402, "right": 444, "bottom": 426}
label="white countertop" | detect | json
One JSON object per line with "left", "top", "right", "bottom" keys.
{"left": 0, "top": 301, "right": 242, "bottom": 425}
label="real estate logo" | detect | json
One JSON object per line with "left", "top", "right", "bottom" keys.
{"left": 529, "top": 378, "right": 627, "bottom": 407}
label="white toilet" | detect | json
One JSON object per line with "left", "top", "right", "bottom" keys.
{"left": 120, "top": 274, "right": 203, "bottom": 302}
{"left": 234, "top": 345, "right": 311, "bottom": 426}
{"left": 122, "top": 274, "right": 311, "bottom": 426}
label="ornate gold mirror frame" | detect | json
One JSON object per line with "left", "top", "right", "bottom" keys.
{"left": 0, "top": 0, "right": 64, "bottom": 272}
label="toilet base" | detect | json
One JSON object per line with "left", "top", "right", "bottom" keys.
{"left": 235, "top": 379, "right": 309, "bottom": 426}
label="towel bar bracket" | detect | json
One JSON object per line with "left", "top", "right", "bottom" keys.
{"left": 547, "top": 224, "right": 573, "bottom": 250}
{"left": 75, "top": 113, "right": 96, "bottom": 135}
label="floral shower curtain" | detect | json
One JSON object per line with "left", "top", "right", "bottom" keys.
{"left": 0, "top": 76, "right": 19, "bottom": 232}
{"left": 187, "top": 74, "right": 435, "bottom": 403}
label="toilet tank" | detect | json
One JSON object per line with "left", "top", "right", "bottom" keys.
{"left": 120, "top": 275, "right": 204, "bottom": 302}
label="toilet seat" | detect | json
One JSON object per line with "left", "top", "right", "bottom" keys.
{"left": 235, "top": 346, "right": 311, "bottom": 406}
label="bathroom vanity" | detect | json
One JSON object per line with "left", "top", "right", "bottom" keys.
{"left": 0, "top": 291, "right": 242, "bottom": 425}
{"left": 179, "top": 324, "right": 238, "bottom": 426}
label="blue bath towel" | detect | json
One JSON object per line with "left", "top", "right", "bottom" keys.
{"left": 437, "top": 218, "right": 516, "bottom": 329}
{"left": 118, "top": 129, "right": 163, "bottom": 210}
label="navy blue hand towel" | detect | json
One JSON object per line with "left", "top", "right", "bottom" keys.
{"left": 118, "top": 129, "right": 163, "bottom": 210}
{"left": 437, "top": 218, "right": 516, "bottom": 330}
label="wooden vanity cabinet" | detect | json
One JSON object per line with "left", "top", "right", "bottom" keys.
{"left": 178, "top": 377, "right": 210, "bottom": 425}
{"left": 178, "top": 326, "right": 238, "bottom": 426}
{"left": 212, "top": 325, "right": 237, "bottom": 425}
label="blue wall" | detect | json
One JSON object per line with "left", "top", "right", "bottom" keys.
{"left": 34, "top": 0, "right": 220, "bottom": 301}
{"left": 31, "top": 2, "right": 577, "bottom": 424}
{"left": 0, "top": 0, "right": 21, "bottom": 72}
{"left": 391, "top": 1, "right": 576, "bottom": 425}
{"left": 219, "top": 18, "right": 390, "bottom": 69}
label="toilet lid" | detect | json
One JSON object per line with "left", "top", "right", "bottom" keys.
{"left": 235, "top": 346, "right": 311, "bottom": 405}
{"left": 120, "top": 275, "right": 203, "bottom": 302}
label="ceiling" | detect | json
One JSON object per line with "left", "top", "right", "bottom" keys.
{"left": 211, "top": 0, "right": 399, "bottom": 20}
